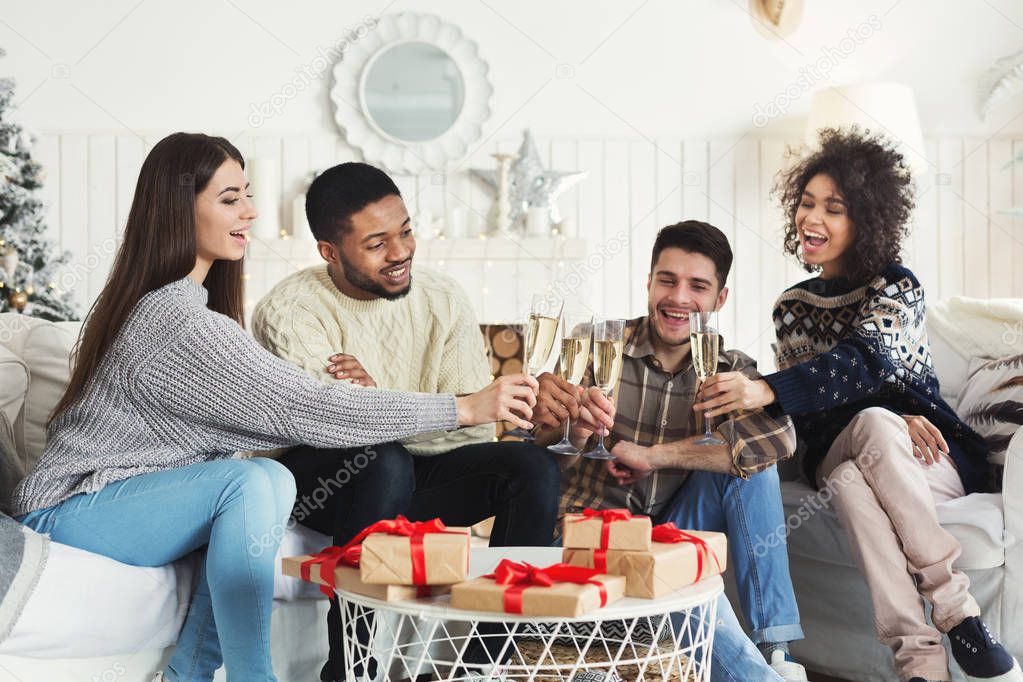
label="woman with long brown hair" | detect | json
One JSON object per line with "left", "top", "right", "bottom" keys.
{"left": 11, "top": 132, "right": 537, "bottom": 682}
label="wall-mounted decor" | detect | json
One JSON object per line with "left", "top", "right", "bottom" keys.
{"left": 330, "top": 13, "right": 493, "bottom": 174}
{"left": 979, "top": 47, "right": 1023, "bottom": 121}
{"left": 748, "top": 0, "right": 803, "bottom": 39}
{"left": 471, "top": 130, "right": 587, "bottom": 237}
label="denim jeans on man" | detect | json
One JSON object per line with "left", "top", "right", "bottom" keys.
{"left": 19, "top": 457, "right": 296, "bottom": 682}
{"left": 657, "top": 465, "right": 804, "bottom": 648}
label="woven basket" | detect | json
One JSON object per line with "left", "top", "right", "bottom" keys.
{"left": 514, "top": 638, "right": 695, "bottom": 681}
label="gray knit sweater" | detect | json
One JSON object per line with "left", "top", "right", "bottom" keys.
{"left": 11, "top": 278, "right": 458, "bottom": 516}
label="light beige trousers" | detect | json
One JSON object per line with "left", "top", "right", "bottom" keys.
{"left": 818, "top": 407, "right": 980, "bottom": 682}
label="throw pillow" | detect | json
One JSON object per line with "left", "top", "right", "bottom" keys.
{"left": 958, "top": 354, "right": 1023, "bottom": 492}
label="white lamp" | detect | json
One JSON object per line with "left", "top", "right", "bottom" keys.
{"left": 805, "top": 83, "right": 927, "bottom": 175}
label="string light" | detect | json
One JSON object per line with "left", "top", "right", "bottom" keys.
{"left": 242, "top": 273, "right": 251, "bottom": 281}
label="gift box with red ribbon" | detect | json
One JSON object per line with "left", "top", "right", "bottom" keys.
{"left": 450, "top": 559, "right": 626, "bottom": 617}
{"left": 357, "top": 516, "right": 470, "bottom": 586}
{"left": 281, "top": 545, "right": 450, "bottom": 602}
{"left": 562, "top": 523, "right": 727, "bottom": 599}
{"left": 562, "top": 508, "right": 652, "bottom": 551}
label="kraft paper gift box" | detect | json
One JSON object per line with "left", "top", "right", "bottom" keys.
{"left": 562, "top": 509, "right": 652, "bottom": 551}
{"left": 562, "top": 527, "right": 728, "bottom": 599}
{"left": 281, "top": 553, "right": 450, "bottom": 602}
{"left": 450, "top": 560, "right": 626, "bottom": 618}
{"left": 359, "top": 523, "right": 471, "bottom": 586}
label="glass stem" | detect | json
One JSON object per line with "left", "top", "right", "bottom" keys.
{"left": 563, "top": 418, "right": 571, "bottom": 443}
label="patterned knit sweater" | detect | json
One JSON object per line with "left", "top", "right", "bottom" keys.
{"left": 763, "top": 263, "right": 990, "bottom": 494}
{"left": 251, "top": 265, "right": 494, "bottom": 455}
{"left": 11, "top": 278, "right": 458, "bottom": 515}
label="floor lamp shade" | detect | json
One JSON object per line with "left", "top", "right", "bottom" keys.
{"left": 805, "top": 83, "right": 927, "bottom": 176}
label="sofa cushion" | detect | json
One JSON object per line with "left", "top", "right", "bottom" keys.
{"left": 0, "top": 345, "right": 29, "bottom": 513}
{"left": 781, "top": 480, "right": 1005, "bottom": 571}
{"left": 928, "top": 325, "right": 970, "bottom": 410}
{"left": 957, "top": 355, "right": 1023, "bottom": 470}
{"left": 0, "top": 344, "right": 28, "bottom": 434}
{"left": 17, "top": 321, "right": 79, "bottom": 475}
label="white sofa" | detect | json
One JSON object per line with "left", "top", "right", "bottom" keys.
{"left": 763, "top": 316, "right": 1022, "bottom": 680}
{"left": 0, "top": 313, "right": 335, "bottom": 682}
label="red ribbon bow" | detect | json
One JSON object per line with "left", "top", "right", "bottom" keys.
{"left": 299, "top": 516, "right": 458, "bottom": 597}
{"left": 575, "top": 508, "right": 638, "bottom": 550}
{"left": 651, "top": 522, "right": 723, "bottom": 582}
{"left": 484, "top": 559, "right": 609, "bottom": 614}
{"left": 350, "top": 515, "right": 457, "bottom": 586}
{"left": 300, "top": 545, "right": 361, "bottom": 597}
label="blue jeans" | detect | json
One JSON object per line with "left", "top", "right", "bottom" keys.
{"left": 19, "top": 458, "right": 296, "bottom": 682}
{"left": 552, "top": 532, "right": 781, "bottom": 681}
{"left": 671, "top": 595, "right": 784, "bottom": 682}
{"left": 657, "top": 466, "right": 804, "bottom": 646}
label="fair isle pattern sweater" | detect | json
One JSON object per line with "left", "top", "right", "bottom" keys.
{"left": 763, "top": 263, "right": 990, "bottom": 494}
{"left": 251, "top": 265, "right": 494, "bottom": 456}
{"left": 11, "top": 278, "right": 458, "bottom": 516}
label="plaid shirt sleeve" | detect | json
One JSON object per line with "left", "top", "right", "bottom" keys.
{"left": 716, "top": 350, "right": 797, "bottom": 478}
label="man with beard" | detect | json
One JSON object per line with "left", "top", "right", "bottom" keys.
{"left": 252, "top": 162, "right": 560, "bottom": 682}
{"left": 534, "top": 221, "right": 807, "bottom": 681}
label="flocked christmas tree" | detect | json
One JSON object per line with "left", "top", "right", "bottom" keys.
{"left": 0, "top": 47, "right": 77, "bottom": 320}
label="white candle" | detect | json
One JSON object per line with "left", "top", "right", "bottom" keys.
{"left": 248, "top": 158, "right": 280, "bottom": 239}
{"left": 558, "top": 217, "right": 578, "bottom": 238}
{"left": 526, "top": 206, "right": 550, "bottom": 237}
{"left": 446, "top": 206, "right": 467, "bottom": 239}
{"left": 292, "top": 194, "right": 314, "bottom": 242}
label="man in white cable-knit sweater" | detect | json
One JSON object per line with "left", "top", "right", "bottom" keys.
{"left": 252, "top": 162, "right": 560, "bottom": 682}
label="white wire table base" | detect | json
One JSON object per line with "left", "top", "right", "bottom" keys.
{"left": 338, "top": 584, "right": 720, "bottom": 681}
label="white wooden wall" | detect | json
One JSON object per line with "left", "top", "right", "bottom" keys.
{"left": 32, "top": 131, "right": 1023, "bottom": 372}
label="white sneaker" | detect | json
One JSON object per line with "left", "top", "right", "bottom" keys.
{"left": 769, "top": 650, "right": 809, "bottom": 681}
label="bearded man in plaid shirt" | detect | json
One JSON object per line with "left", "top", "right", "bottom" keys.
{"left": 535, "top": 221, "right": 807, "bottom": 681}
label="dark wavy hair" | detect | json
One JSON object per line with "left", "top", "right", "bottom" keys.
{"left": 777, "top": 127, "right": 914, "bottom": 285}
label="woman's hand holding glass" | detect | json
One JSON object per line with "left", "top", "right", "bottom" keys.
{"left": 455, "top": 374, "right": 539, "bottom": 430}
{"left": 693, "top": 372, "right": 776, "bottom": 417}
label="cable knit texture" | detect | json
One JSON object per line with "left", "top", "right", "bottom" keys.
{"left": 251, "top": 264, "right": 494, "bottom": 455}
{"left": 11, "top": 277, "right": 458, "bottom": 515}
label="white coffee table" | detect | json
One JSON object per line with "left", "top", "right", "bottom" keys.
{"left": 336, "top": 546, "right": 722, "bottom": 681}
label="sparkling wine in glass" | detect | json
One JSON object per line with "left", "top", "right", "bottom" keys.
{"left": 547, "top": 309, "right": 593, "bottom": 455}
{"left": 582, "top": 318, "right": 625, "bottom": 460}
{"left": 506, "top": 293, "right": 562, "bottom": 440}
{"left": 690, "top": 310, "right": 726, "bottom": 446}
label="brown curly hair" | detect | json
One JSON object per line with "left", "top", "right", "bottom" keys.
{"left": 776, "top": 127, "right": 915, "bottom": 285}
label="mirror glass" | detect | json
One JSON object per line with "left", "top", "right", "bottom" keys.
{"left": 361, "top": 42, "right": 465, "bottom": 143}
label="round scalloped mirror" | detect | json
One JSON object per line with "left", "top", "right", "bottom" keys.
{"left": 332, "top": 13, "right": 493, "bottom": 174}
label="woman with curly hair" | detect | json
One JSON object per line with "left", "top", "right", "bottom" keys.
{"left": 693, "top": 128, "right": 1019, "bottom": 682}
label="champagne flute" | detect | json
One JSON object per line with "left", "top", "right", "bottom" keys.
{"left": 504, "top": 293, "right": 563, "bottom": 440}
{"left": 547, "top": 308, "right": 593, "bottom": 455}
{"left": 690, "top": 310, "right": 726, "bottom": 445}
{"left": 581, "top": 318, "right": 625, "bottom": 460}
